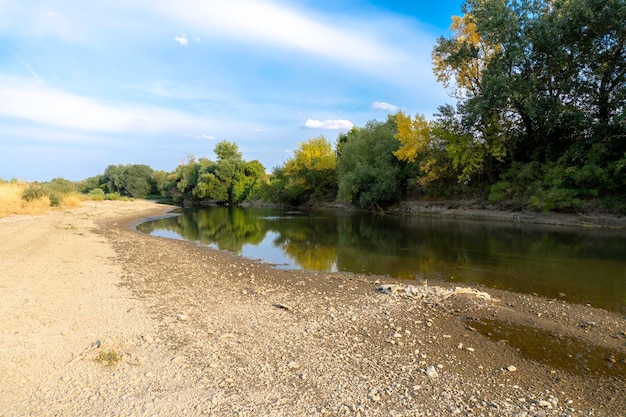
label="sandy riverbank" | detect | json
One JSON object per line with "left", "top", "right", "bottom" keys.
{"left": 0, "top": 200, "right": 624, "bottom": 416}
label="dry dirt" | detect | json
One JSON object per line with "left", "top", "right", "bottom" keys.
{"left": 0, "top": 200, "right": 624, "bottom": 416}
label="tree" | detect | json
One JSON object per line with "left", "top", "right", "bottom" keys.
{"left": 430, "top": 0, "right": 626, "bottom": 207}
{"left": 337, "top": 116, "right": 409, "bottom": 209}
{"left": 101, "top": 164, "right": 155, "bottom": 198}
{"left": 281, "top": 136, "right": 338, "bottom": 203}
{"left": 189, "top": 141, "right": 267, "bottom": 204}
{"left": 432, "top": 13, "right": 500, "bottom": 100}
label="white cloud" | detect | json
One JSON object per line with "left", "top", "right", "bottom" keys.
{"left": 174, "top": 33, "right": 188, "bottom": 46}
{"left": 372, "top": 101, "right": 399, "bottom": 112}
{"left": 304, "top": 118, "right": 353, "bottom": 130}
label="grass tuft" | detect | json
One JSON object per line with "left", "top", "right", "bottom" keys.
{"left": 94, "top": 349, "right": 122, "bottom": 367}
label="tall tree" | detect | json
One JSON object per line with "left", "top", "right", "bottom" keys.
{"left": 337, "top": 116, "right": 408, "bottom": 209}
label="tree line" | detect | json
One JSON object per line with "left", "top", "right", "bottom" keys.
{"left": 80, "top": 0, "right": 625, "bottom": 213}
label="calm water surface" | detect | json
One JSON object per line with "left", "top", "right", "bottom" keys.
{"left": 137, "top": 207, "right": 626, "bottom": 314}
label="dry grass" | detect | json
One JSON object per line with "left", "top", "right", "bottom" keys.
{"left": 61, "top": 193, "right": 87, "bottom": 207}
{"left": 0, "top": 182, "right": 84, "bottom": 218}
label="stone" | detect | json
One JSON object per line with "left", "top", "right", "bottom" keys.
{"left": 176, "top": 314, "right": 189, "bottom": 321}
{"left": 272, "top": 303, "right": 294, "bottom": 311}
{"left": 538, "top": 400, "right": 552, "bottom": 408}
{"left": 368, "top": 389, "right": 381, "bottom": 402}
{"left": 507, "top": 365, "right": 517, "bottom": 372}
{"left": 425, "top": 366, "right": 439, "bottom": 378}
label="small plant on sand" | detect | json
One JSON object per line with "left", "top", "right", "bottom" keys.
{"left": 94, "top": 349, "right": 122, "bottom": 367}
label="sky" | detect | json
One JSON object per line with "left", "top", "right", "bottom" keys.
{"left": 0, "top": 0, "right": 464, "bottom": 182}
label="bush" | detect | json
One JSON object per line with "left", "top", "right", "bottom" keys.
{"left": 87, "top": 188, "right": 105, "bottom": 201}
{"left": 48, "top": 192, "right": 61, "bottom": 207}
{"left": 105, "top": 192, "right": 131, "bottom": 201}
{"left": 21, "top": 184, "right": 46, "bottom": 202}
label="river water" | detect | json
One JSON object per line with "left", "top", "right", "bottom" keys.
{"left": 137, "top": 206, "right": 626, "bottom": 314}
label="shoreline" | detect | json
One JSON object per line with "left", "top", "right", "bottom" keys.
{"left": 386, "top": 200, "right": 626, "bottom": 230}
{"left": 1, "top": 200, "right": 624, "bottom": 416}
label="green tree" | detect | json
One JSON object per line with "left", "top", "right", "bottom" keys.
{"left": 337, "top": 116, "right": 409, "bottom": 209}
{"left": 432, "top": 0, "right": 626, "bottom": 209}
{"left": 190, "top": 141, "right": 267, "bottom": 204}
{"left": 102, "top": 164, "right": 155, "bottom": 198}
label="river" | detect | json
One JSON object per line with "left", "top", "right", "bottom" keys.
{"left": 137, "top": 206, "right": 626, "bottom": 314}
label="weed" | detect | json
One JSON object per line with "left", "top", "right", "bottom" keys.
{"left": 94, "top": 349, "right": 122, "bottom": 367}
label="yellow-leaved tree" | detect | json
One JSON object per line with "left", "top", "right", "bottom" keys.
{"left": 281, "top": 136, "right": 337, "bottom": 202}
{"left": 393, "top": 112, "right": 442, "bottom": 185}
{"left": 432, "top": 13, "right": 499, "bottom": 99}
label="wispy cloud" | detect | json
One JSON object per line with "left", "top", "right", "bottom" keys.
{"left": 151, "top": 0, "right": 418, "bottom": 74}
{"left": 186, "top": 134, "right": 216, "bottom": 140}
{"left": 0, "top": 75, "right": 210, "bottom": 134}
{"left": 372, "top": 101, "right": 399, "bottom": 112}
{"left": 174, "top": 33, "right": 188, "bottom": 46}
{"left": 16, "top": 57, "right": 42, "bottom": 82}
{"left": 304, "top": 119, "right": 353, "bottom": 130}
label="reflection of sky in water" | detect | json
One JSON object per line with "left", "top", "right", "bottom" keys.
{"left": 148, "top": 229, "right": 334, "bottom": 272}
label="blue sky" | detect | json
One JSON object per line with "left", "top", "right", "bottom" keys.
{"left": 0, "top": 0, "right": 464, "bottom": 181}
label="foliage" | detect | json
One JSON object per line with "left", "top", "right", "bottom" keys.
{"left": 21, "top": 184, "right": 47, "bottom": 202}
{"left": 337, "top": 116, "right": 409, "bottom": 208}
{"left": 432, "top": 13, "right": 500, "bottom": 100}
{"left": 85, "top": 188, "right": 104, "bottom": 200}
{"left": 419, "top": 0, "right": 626, "bottom": 211}
{"left": 166, "top": 141, "right": 267, "bottom": 205}
{"left": 270, "top": 136, "right": 338, "bottom": 205}
{"left": 99, "top": 164, "right": 155, "bottom": 198}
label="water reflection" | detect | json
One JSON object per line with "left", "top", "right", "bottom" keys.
{"left": 137, "top": 207, "right": 626, "bottom": 313}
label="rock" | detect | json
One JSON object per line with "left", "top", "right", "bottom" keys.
{"left": 272, "top": 303, "right": 294, "bottom": 311}
{"left": 507, "top": 365, "right": 517, "bottom": 372}
{"left": 287, "top": 361, "right": 300, "bottom": 370}
{"left": 368, "top": 389, "right": 382, "bottom": 402}
{"left": 425, "top": 366, "right": 439, "bottom": 378}
{"left": 538, "top": 400, "right": 552, "bottom": 408}
{"left": 176, "top": 314, "right": 189, "bottom": 321}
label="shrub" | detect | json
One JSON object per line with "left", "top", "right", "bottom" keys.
{"left": 87, "top": 188, "right": 105, "bottom": 201}
{"left": 48, "top": 192, "right": 61, "bottom": 207}
{"left": 21, "top": 184, "right": 46, "bottom": 202}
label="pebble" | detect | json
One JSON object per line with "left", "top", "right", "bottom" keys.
{"left": 368, "top": 389, "right": 382, "bottom": 402}
{"left": 507, "top": 365, "right": 517, "bottom": 372}
{"left": 176, "top": 314, "right": 189, "bottom": 321}
{"left": 538, "top": 400, "right": 552, "bottom": 408}
{"left": 425, "top": 366, "right": 439, "bottom": 378}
